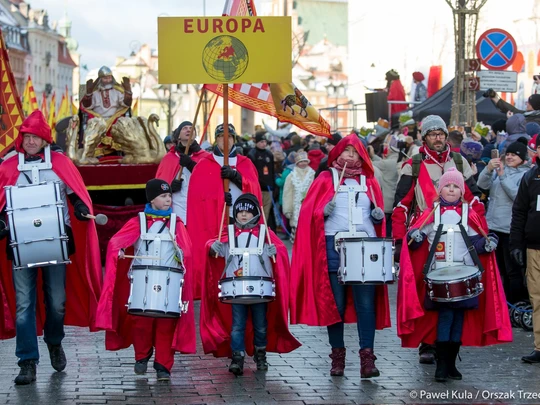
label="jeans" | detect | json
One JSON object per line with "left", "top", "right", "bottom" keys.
{"left": 231, "top": 303, "right": 268, "bottom": 352}
{"left": 13, "top": 264, "right": 67, "bottom": 363}
{"left": 437, "top": 307, "right": 464, "bottom": 342}
{"left": 327, "top": 272, "right": 376, "bottom": 349}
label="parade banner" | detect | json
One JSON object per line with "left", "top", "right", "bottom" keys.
{"left": 0, "top": 29, "right": 24, "bottom": 156}
{"left": 158, "top": 17, "right": 292, "bottom": 84}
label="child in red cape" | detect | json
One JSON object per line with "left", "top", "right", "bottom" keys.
{"left": 200, "top": 193, "right": 300, "bottom": 375}
{"left": 398, "top": 168, "right": 512, "bottom": 382}
{"left": 290, "top": 133, "right": 391, "bottom": 380}
{"left": 96, "top": 179, "right": 196, "bottom": 382}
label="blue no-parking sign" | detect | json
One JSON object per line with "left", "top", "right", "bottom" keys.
{"left": 476, "top": 28, "right": 517, "bottom": 70}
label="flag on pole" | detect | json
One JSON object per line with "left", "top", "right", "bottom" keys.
{"left": 131, "top": 99, "right": 139, "bottom": 116}
{"left": 48, "top": 92, "right": 56, "bottom": 140}
{"left": 204, "top": 0, "right": 331, "bottom": 137}
{"left": 0, "top": 28, "right": 24, "bottom": 156}
{"left": 57, "top": 86, "right": 70, "bottom": 120}
{"left": 22, "top": 75, "right": 38, "bottom": 116}
{"left": 40, "top": 92, "right": 48, "bottom": 118}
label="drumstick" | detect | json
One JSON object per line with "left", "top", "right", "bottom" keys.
{"left": 122, "top": 255, "right": 161, "bottom": 260}
{"left": 260, "top": 205, "right": 276, "bottom": 264}
{"left": 82, "top": 213, "right": 108, "bottom": 225}
{"left": 331, "top": 162, "right": 347, "bottom": 204}
{"left": 408, "top": 203, "right": 439, "bottom": 246}
{"left": 215, "top": 202, "right": 228, "bottom": 258}
{"left": 369, "top": 187, "right": 378, "bottom": 209}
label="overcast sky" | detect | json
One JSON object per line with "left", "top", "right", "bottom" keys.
{"left": 26, "top": 0, "right": 263, "bottom": 74}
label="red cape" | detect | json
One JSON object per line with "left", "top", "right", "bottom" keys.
{"left": 155, "top": 147, "right": 211, "bottom": 184}
{"left": 186, "top": 154, "right": 262, "bottom": 300}
{"left": 95, "top": 215, "right": 196, "bottom": 353}
{"left": 0, "top": 152, "right": 102, "bottom": 339}
{"left": 388, "top": 80, "right": 407, "bottom": 115}
{"left": 200, "top": 228, "right": 301, "bottom": 357}
{"left": 397, "top": 204, "right": 512, "bottom": 347}
{"left": 290, "top": 134, "right": 391, "bottom": 328}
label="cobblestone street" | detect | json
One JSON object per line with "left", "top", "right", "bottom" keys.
{"left": 0, "top": 282, "right": 539, "bottom": 405}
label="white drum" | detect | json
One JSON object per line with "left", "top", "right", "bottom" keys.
{"left": 127, "top": 265, "right": 186, "bottom": 318}
{"left": 5, "top": 182, "right": 70, "bottom": 269}
{"left": 336, "top": 237, "right": 395, "bottom": 284}
{"left": 218, "top": 276, "right": 276, "bottom": 305}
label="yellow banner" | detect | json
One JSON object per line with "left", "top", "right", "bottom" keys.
{"left": 158, "top": 17, "right": 292, "bottom": 84}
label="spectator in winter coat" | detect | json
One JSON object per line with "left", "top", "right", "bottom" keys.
{"left": 490, "top": 92, "right": 540, "bottom": 126}
{"left": 307, "top": 142, "right": 326, "bottom": 171}
{"left": 499, "top": 114, "right": 530, "bottom": 153}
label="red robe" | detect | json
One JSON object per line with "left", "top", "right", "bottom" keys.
{"left": 155, "top": 147, "right": 211, "bottom": 183}
{"left": 200, "top": 227, "right": 301, "bottom": 357}
{"left": 95, "top": 215, "right": 196, "bottom": 354}
{"left": 290, "top": 134, "right": 391, "bottom": 329}
{"left": 397, "top": 204, "right": 512, "bottom": 347}
{"left": 388, "top": 79, "right": 407, "bottom": 115}
{"left": 187, "top": 154, "right": 262, "bottom": 300}
{"left": 0, "top": 152, "right": 102, "bottom": 338}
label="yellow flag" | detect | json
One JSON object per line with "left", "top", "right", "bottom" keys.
{"left": 22, "top": 79, "right": 30, "bottom": 115}
{"left": 57, "top": 90, "right": 69, "bottom": 121}
{"left": 48, "top": 92, "right": 57, "bottom": 140}
{"left": 22, "top": 76, "right": 39, "bottom": 116}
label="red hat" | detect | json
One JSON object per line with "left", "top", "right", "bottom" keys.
{"left": 15, "top": 110, "right": 53, "bottom": 152}
{"left": 412, "top": 71, "right": 425, "bottom": 82}
{"left": 528, "top": 134, "right": 538, "bottom": 152}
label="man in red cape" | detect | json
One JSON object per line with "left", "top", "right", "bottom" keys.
{"left": 386, "top": 69, "right": 407, "bottom": 115}
{"left": 397, "top": 204, "right": 512, "bottom": 348}
{"left": 95, "top": 196, "right": 196, "bottom": 370}
{"left": 290, "top": 134, "right": 391, "bottom": 376}
{"left": 187, "top": 123, "right": 262, "bottom": 299}
{"left": 0, "top": 110, "right": 102, "bottom": 384}
{"left": 200, "top": 211, "right": 301, "bottom": 359}
{"left": 155, "top": 121, "right": 210, "bottom": 225}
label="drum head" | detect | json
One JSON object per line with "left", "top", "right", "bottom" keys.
{"left": 427, "top": 265, "right": 480, "bottom": 281}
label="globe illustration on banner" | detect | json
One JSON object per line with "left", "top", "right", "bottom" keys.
{"left": 202, "top": 35, "right": 249, "bottom": 82}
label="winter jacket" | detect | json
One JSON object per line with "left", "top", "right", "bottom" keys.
{"left": 307, "top": 149, "right": 326, "bottom": 171}
{"left": 500, "top": 114, "right": 530, "bottom": 152}
{"left": 247, "top": 147, "right": 275, "bottom": 190}
{"left": 477, "top": 161, "right": 531, "bottom": 234}
{"left": 510, "top": 159, "right": 540, "bottom": 250}
{"left": 372, "top": 153, "right": 400, "bottom": 214}
{"left": 275, "top": 165, "right": 293, "bottom": 205}
{"left": 496, "top": 99, "right": 540, "bottom": 126}
{"left": 282, "top": 166, "right": 315, "bottom": 227}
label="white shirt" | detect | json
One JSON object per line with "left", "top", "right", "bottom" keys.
{"left": 172, "top": 167, "right": 192, "bottom": 224}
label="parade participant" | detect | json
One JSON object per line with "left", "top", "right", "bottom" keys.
{"left": 96, "top": 179, "right": 195, "bottom": 381}
{"left": 282, "top": 152, "right": 315, "bottom": 242}
{"left": 200, "top": 193, "right": 301, "bottom": 374}
{"left": 187, "top": 123, "right": 261, "bottom": 299}
{"left": 0, "top": 110, "right": 102, "bottom": 385}
{"left": 386, "top": 69, "right": 407, "bottom": 115}
{"left": 399, "top": 168, "right": 511, "bottom": 381}
{"left": 290, "top": 134, "right": 391, "bottom": 379}
{"left": 81, "top": 66, "right": 132, "bottom": 119}
{"left": 155, "top": 121, "right": 210, "bottom": 224}
{"left": 163, "top": 135, "right": 174, "bottom": 151}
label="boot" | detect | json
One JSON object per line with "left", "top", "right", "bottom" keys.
{"left": 447, "top": 342, "right": 462, "bottom": 380}
{"left": 329, "top": 348, "right": 346, "bottom": 376}
{"left": 419, "top": 342, "right": 436, "bottom": 364}
{"left": 228, "top": 351, "right": 245, "bottom": 376}
{"left": 154, "top": 362, "right": 171, "bottom": 382}
{"left": 14, "top": 360, "right": 37, "bottom": 385}
{"left": 134, "top": 348, "right": 153, "bottom": 375}
{"left": 359, "top": 348, "right": 380, "bottom": 378}
{"left": 435, "top": 341, "right": 449, "bottom": 382}
{"left": 47, "top": 343, "right": 67, "bottom": 372}
{"left": 253, "top": 346, "right": 268, "bottom": 371}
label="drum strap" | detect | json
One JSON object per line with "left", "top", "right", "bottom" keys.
{"left": 423, "top": 224, "right": 444, "bottom": 276}
{"left": 458, "top": 224, "right": 485, "bottom": 273}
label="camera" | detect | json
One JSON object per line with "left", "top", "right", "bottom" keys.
{"left": 482, "top": 88, "right": 496, "bottom": 98}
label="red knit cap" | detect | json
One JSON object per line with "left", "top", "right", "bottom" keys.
{"left": 437, "top": 167, "right": 465, "bottom": 195}
{"left": 15, "top": 110, "right": 53, "bottom": 152}
{"left": 412, "top": 71, "right": 425, "bottom": 82}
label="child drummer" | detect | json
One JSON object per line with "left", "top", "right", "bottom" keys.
{"left": 95, "top": 179, "right": 196, "bottom": 382}
{"left": 397, "top": 168, "right": 512, "bottom": 382}
{"left": 200, "top": 193, "right": 300, "bottom": 376}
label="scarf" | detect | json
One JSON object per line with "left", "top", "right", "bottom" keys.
{"left": 439, "top": 196, "right": 461, "bottom": 207}
{"left": 420, "top": 144, "right": 451, "bottom": 169}
{"left": 213, "top": 144, "right": 237, "bottom": 157}
{"left": 331, "top": 156, "right": 363, "bottom": 177}
{"left": 144, "top": 203, "right": 173, "bottom": 218}
{"left": 176, "top": 141, "right": 201, "bottom": 155}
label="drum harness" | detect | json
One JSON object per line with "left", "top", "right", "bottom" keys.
{"left": 423, "top": 203, "right": 485, "bottom": 277}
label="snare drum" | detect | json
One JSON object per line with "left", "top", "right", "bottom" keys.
{"left": 336, "top": 237, "right": 395, "bottom": 284}
{"left": 127, "top": 265, "right": 186, "bottom": 318}
{"left": 6, "top": 182, "right": 70, "bottom": 269}
{"left": 218, "top": 276, "right": 275, "bottom": 305}
{"left": 425, "top": 265, "right": 483, "bottom": 302}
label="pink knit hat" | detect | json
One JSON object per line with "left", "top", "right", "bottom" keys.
{"left": 437, "top": 167, "right": 465, "bottom": 195}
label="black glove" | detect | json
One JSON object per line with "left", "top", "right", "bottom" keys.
{"left": 511, "top": 249, "right": 524, "bottom": 267}
{"left": 221, "top": 165, "right": 243, "bottom": 188}
{"left": 224, "top": 192, "right": 233, "bottom": 206}
{"left": 394, "top": 239, "right": 402, "bottom": 263}
{"left": 171, "top": 179, "right": 183, "bottom": 193}
{"left": 179, "top": 153, "right": 196, "bottom": 172}
{"left": 73, "top": 200, "right": 90, "bottom": 221}
{"left": 0, "top": 219, "right": 9, "bottom": 239}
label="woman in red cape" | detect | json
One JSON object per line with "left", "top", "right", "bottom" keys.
{"left": 200, "top": 226, "right": 301, "bottom": 358}
{"left": 95, "top": 214, "right": 196, "bottom": 356}
{"left": 0, "top": 111, "right": 102, "bottom": 340}
{"left": 290, "top": 134, "right": 391, "bottom": 379}
{"left": 397, "top": 201, "right": 512, "bottom": 349}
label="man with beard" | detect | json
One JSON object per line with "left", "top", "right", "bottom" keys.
{"left": 81, "top": 66, "right": 132, "bottom": 119}
{"left": 392, "top": 115, "right": 483, "bottom": 364}
{"left": 156, "top": 121, "right": 211, "bottom": 225}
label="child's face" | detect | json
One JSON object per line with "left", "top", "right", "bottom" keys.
{"left": 151, "top": 193, "right": 172, "bottom": 211}
{"left": 236, "top": 210, "right": 254, "bottom": 224}
{"left": 440, "top": 183, "right": 462, "bottom": 203}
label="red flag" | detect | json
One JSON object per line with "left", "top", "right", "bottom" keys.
{"left": 0, "top": 29, "right": 24, "bottom": 156}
